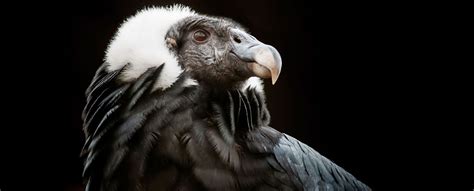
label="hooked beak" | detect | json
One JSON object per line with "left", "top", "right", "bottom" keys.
{"left": 230, "top": 28, "right": 282, "bottom": 84}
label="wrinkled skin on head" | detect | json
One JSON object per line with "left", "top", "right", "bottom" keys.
{"left": 166, "top": 16, "right": 253, "bottom": 89}
{"left": 166, "top": 15, "right": 282, "bottom": 89}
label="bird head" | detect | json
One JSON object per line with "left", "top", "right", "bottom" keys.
{"left": 166, "top": 15, "right": 282, "bottom": 88}
{"left": 105, "top": 5, "right": 281, "bottom": 90}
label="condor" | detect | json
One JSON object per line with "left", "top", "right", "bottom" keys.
{"left": 82, "top": 5, "right": 370, "bottom": 191}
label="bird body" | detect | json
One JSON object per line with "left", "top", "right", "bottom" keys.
{"left": 82, "top": 5, "right": 370, "bottom": 191}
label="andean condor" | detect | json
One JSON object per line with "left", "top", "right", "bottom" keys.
{"left": 82, "top": 5, "right": 371, "bottom": 191}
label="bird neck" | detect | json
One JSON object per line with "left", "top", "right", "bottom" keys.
{"left": 197, "top": 80, "right": 248, "bottom": 94}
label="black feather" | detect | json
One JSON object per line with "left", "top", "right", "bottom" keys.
{"left": 82, "top": 63, "right": 370, "bottom": 191}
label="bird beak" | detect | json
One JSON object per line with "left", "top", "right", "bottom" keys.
{"left": 230, "top": 29, "right": 282, "bottom": 84}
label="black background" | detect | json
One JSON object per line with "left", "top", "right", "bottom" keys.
{"left": 0, "top": 0, "right": 471, "bottom": 191}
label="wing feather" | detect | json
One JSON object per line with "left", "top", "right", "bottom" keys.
{"left": 272, "top": 134, "right": 371, "bottom": 191}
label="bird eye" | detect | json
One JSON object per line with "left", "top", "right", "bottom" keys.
{"left": 193, "top": 30, "right": 209, "bottom": 43}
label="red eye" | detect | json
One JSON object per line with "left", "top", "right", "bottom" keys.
{"left": 193, "top": 30, "right": 209, "bottom": 42}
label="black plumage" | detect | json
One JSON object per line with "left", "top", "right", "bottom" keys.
{"left": 82, "top": 64, "right": 370, "bottom": 191}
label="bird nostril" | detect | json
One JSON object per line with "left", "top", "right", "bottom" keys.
{"left": 233, "top": 36, "right": 241, "bottom": 44}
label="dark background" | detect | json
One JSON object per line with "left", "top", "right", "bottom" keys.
{"left": 0, "top": 0, "right": 471, "bottom": 191}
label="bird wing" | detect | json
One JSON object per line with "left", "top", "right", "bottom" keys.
{"left": 271, "top": 133, "right": 371, "bottom": 191}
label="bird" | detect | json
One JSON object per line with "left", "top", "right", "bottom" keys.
{"left": 81, "top": 5, "right": 371, "bottom": 191}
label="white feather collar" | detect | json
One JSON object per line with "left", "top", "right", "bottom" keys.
{"left": 105, "top": 5, "right": 195, "bottom": 89}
